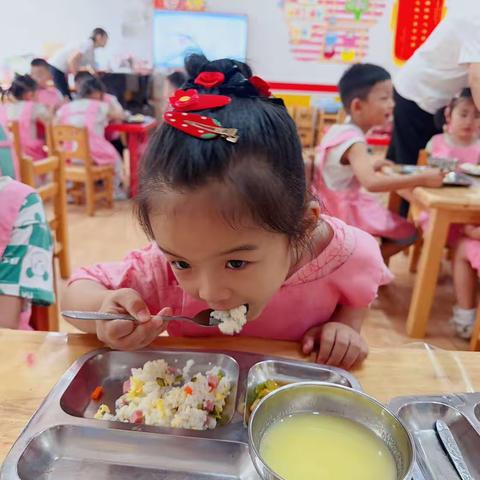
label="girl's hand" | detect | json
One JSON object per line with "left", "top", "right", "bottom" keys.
{"left": 417, "top": 169, "right": 445, "bottom": 188}
{"left": 96, "top": 288, "right": 167, "bottom": 350}
{"left": 302, "top": 322, "right": 369, "bottom": 369}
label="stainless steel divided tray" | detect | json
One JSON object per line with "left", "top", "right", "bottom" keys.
{"left": 1, "top": 348, "right": 361, "bottom": 480}
{"left": 389, "top": 392, "right": 480, "bottom": 480}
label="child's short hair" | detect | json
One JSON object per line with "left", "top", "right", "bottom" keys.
{"left": 4, "top": 74, "right": 38, "bottom": 101}
{"left": 338, "top": 63, "right": 391, "bottom": 112}
{"left": 167, "top": 71, "right": 187, "bottom": 90}
{"left": 137, "top": 55, "right": 313, "bottom": 249}
{"left": 30, "top": 58, "right": 50, "bottom": 69}
{"left": 78, "top": 77, "right": 105, "bottom": 98}
{"left": 74, "top": 71, "right": 95, "bottom": 86}
{"left": 91, "top": 27, "right": 108, "bottom": 40}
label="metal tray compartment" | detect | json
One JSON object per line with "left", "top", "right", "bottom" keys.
{"left": 389, "top": 393, "right": 480, "bottom": 480}
{"left": 1, "top": 348, "right": 362, "bottom": 480}
{"left": 60, "top": 350, "right": 240, "bottom": 426}
{"left": 17, "top": 425, "right": 259, "bottom": 480}
{"left": 243, "top": 359, "right": 361, "bottom": 421}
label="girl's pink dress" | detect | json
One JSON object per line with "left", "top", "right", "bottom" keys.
{"left": 420, "top": 134, "right": 480, "bottom": 246}
{"left": 56, "top": 99, "right": 120, "bottom": 166}
{"left": 6, "top": 101, "right": 46, "bottom": 161}
{"left": 312, "top": 124, "right": 416, "bottom": 242}
{"left": 36, "top": 87, "right": 64, "bottom": 112}
{"left": 68, "top": 216, "right": 393, "bottom": 341}
{"left": 428, "top": 133, "right": 480, "bottom": 164}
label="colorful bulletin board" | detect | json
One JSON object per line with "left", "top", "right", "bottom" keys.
{"left": 281, "top": 0, "right": 388, "bottom": 65}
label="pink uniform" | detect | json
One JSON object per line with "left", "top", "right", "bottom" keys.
{"left": 312, "top": 124, "right": 416, "bottom": 242}
{"left": 6, "top": 101, "right": 47, "bottom": 161}
{"left": 36, "top": 87, "right": 64, "bottom": 112}
{"left": 421, "top": 133, "right": 480, "bottom": 245}
{"left": 56, "top": 99, "right": 120, "bottom": 166}
{"left": 68, "top": 216, "right": 392, "bottom": 341}
{"left": 427, "top": 133, "right": 480, "bottom": 165}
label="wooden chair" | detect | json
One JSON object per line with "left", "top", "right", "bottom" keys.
{"left": 295, "top": 106, "right": 317, "bottom": 148}
{"left": 52, "top": 125, "right": 114, "bottom": 216}
{"left": 315, "top": 109, "right": 346, "bottom": 146}
{"left": 408, "top": 150, "right": 429, "bottom": 273}
{"left": 7, "top": 121, "right": 23, "bottom": 164}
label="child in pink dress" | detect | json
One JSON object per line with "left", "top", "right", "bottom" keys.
{"left": 426, "top": 88, "right": 480, "bottom": 164}
{"left": 62, "top": 56, "right": 392, "bottom": 369}
{"left": 420, "top": 88, "right": 480, "bottom": 248}
{"left": 30, "top": 58, "right": 65, "bottom": 113}
{"left": 433, "top": 89, "right": 480, "bottom": 339}
{"left": 55, "top": 76, "right": 125, "bottom": 197}
{"left": 312, "top": 64, "right": 445, "bottom": 261}
{"left": 4, "top": 74, "right": 51, "bottom": 161}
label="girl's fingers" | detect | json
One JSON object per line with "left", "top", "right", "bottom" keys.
{"left": 339, "top": 341, "right": 361, "bottom": 370}
{"left": 316, "top": 326, "right": 336, "bottom": 364}
{"left": 113, "top": 289, "right": 151, "bottom": 322}
{"left": 325, "top": 329, "right": 350, "bottom": 366}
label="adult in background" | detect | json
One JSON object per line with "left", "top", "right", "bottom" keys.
{"left": 387, "top": 4, "right": 480, "bottom": 168}
{"left": 48, "top": 28, "right": 109, "bottom": 99}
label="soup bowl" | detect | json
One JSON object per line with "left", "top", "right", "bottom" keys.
{"left": 248, "top": 382, "right": 414, "bottom": 480}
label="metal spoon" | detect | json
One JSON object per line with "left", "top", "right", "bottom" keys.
{"left": 61, "top": 309, "right": 218, "bottom": 327}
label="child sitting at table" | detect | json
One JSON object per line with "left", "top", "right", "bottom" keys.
{"left": 312, "top": 63, "right": 445, "bottom": 261}
{"left": 4, "top": 74, "right": 51, "bottom": 161}
{"left": 426, "top": 88, "right": 480, "bottom": 164}
{"left": 55, "top": 76, "right": 126, "bottom": 198}
{"left": 30, "top": 58, "right": 65, "bottom": 113}
{"left": 62, "top": 55, "right": 394, "bottom": 369}
{"left": 74, "top": 71, "right": 126, "bottom": 156}
{"left": 0, "top": 176, "right": 54, "bottom": 329}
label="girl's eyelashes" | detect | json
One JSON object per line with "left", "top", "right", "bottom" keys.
{"left": 226, "top": 260, "right": 248, "bottom": 270}
{"left": 171, "top": 260, "right": 191, "bottom": 270}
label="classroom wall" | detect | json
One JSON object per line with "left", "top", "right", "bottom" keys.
{"left": 0, "top": 0, "right": 458, "bottom": 86}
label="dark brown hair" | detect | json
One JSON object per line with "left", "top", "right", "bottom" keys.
{"left": 136, "top": 55, "right": 314, "bottom": 249}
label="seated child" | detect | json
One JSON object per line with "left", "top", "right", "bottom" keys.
{"left": 62, "top": 55, "right": 394, "bottom": 369}
{"left": 312, "top": 63, "right": 445, "bottom": 260}
{"left": 4, "top": 74, "right": 51, "bottom": 160}
{"left": 30, "top": 58, "right": 65, "bottom": 113}
{"left": 55, "top": 77, "right": 125, "bottom": 197}
{"left": 74, "top": 71, "right": 126, "bottom": 157}
{"left": 0, "top": 176, "right": 54, "bottom": 329}
{"left": 420, "top": 88, "right": 480, "bottom": 246}
{"left": 427, "top": 88, "right": 480, "bottom": 164}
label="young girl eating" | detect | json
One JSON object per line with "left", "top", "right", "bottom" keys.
{"left": 312, "top": 63, "right": 445, "bottom": 261}
{"left": 62, "top": 56, "right": 393, "bottom": 369}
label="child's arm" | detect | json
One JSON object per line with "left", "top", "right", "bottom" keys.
{"left": 347, "top": 143, "right": 445, "bottom": 192}
{"left": 302, "top": 306, "right": 368, "bottom": 369}
{"left": 107, "top": 97, "right": 126, "bottom": 121}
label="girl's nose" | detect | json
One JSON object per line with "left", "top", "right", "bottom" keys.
{"left": 198, "top": 275, "right": 231, "bottom": 305}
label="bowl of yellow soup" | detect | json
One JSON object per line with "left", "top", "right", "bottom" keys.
{"left": 248, "top": 382, "right": 414, "bottom": 480}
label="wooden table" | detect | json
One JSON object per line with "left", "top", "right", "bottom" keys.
{"left": 1, "top": 330, "right": 480, "bottom": 463}
{"left": 106, "top": 119, "right": 158, "bottom": 196}
{"left": 402, "top": 185, "right": 480, "bottom": 338}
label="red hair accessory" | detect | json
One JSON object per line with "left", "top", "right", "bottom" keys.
{"left": 164, "top": 111, "right": 238, "bottom": 143}
{"left": 194, "top": 71, "right": 225, "bottom": 88}
{"left": 249, "top": 76, "right": 271, "bottom": 97}
{"left": 169, "top": 89, "right": 231, "bottom": 111}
